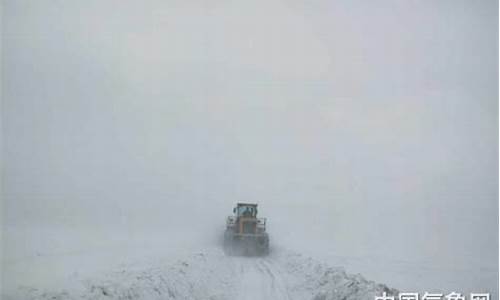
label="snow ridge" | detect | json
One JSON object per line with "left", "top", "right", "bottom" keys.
{"left": 16, "top": 249, "right": 398, "bottom": 300}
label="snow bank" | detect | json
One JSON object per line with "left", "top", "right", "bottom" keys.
{"left": 11, "top": 248, "right": 398, "bottom": 300}
{"left": 273, "top": 251, "right": 398, "bottom": 300}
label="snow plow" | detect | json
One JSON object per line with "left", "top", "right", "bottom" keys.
{"left": 224, "top": 203, "right": 269, "bottom": 256}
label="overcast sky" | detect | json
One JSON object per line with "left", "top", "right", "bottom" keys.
{"left": 2, "top": 0, "right": 498, "bottom": 287}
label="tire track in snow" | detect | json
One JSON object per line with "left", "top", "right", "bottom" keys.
{"left": 261, "top": 258, "right": 294, "bottom": 300}
{"left": 235, "top": 258, "right": 291, "bottom": 300}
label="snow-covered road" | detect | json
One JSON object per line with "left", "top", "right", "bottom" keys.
{"left": 235, "top": 258, "right": 291, "bottom": 300}
{"left": 7, "top": 247, "right": 397, "bottom": 300}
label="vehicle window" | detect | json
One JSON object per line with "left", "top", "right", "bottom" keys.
{"left": 237, "top": 206, "right": 255, "bottom": 216}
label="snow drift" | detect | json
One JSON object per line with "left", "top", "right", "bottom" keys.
{"left": 12, "top": 248, "right": 397, "bottom": 300}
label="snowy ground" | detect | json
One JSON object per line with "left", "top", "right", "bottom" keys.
{"left": 3, "top": 247, "right": 396, "bottom": 300}
{"left": 2, "top": 226, "right": 497, "bottom": 300}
